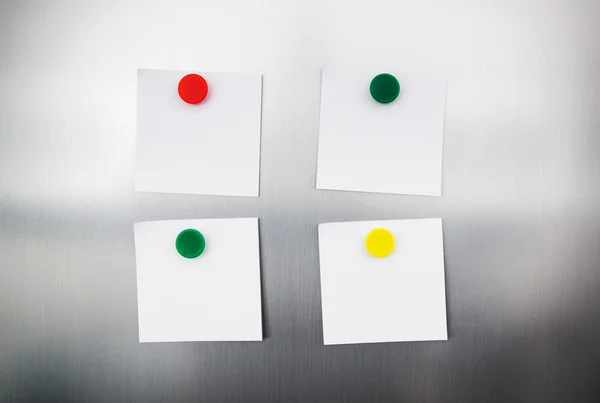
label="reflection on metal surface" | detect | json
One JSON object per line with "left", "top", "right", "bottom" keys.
{"left": 1, "top": 0, "right": 600, "bottom": 402}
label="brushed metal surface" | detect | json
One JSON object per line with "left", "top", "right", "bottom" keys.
{"left": 1, "top": 1, "right": 600, "bottom": 402}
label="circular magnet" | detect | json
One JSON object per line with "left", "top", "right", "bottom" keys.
{"left": 176, "top": 229, "right": 206, "bottom": 259}
{"left": 369, "top": 73, "right": 400, "bottom": 104}
{"left": 178, "top": 74, "right": 209, "bottom": 104}
{"left": 365, "top": 228, "right": 395, "bottom": 258}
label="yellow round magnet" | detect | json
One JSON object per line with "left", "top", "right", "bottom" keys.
{"left": 365, "top": 228, "right": 395, "bottom": 258}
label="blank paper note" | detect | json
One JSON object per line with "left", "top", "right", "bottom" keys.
{"left": 134, "top": 218, "right": 263, "bottom": 342}
{"left": 316, "top": 69, "right": 446, "bottom": 196}
{"left": 135, "top": 69, "right": 262, "bottom": 196}
{"left": 318, "top": 218, "right": 447, "bottom": 345}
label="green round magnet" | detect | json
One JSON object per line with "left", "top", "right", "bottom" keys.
{"left": 369, "top": 73, "right": 400, "bottom": 104}
{"left": 176, "top": 229, "right": 206, "bottom": 259}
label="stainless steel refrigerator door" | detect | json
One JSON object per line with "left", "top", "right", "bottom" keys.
{"left": 1, "top": 1, "right": 600, "bottom": 402}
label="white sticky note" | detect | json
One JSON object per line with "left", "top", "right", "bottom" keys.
{"left": 135, "top": 69, "right": 262, "bottom": 196}
{"left": 316, "top": 69, "right": 446, "bottom": 196}
{"left": 318, "top": 218, "right": 447, "bottom": 345}
{"left": 134, "top": 218, "right": 263, "bottom": 342}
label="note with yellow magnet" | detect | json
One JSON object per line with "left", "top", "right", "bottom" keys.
{"left": 318, "top": 218, "right": 447, "bottom": 345}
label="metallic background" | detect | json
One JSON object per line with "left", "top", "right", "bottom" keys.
{"left": 1, "top": 0, "right": 600, "bottom": 402}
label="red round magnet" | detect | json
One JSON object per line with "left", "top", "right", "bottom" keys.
{"left": 178, "top": 74, "right": 208, "bottom": 104}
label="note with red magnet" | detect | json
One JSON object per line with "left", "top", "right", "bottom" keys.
{"left": 318, "top": 218, "right": 447, "bottom": 345}
{"left": 135, "top": 69, "right": 262, "bottom": 196}
{"left": 316, "top": 69, "right": 446, "bottom": 196}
